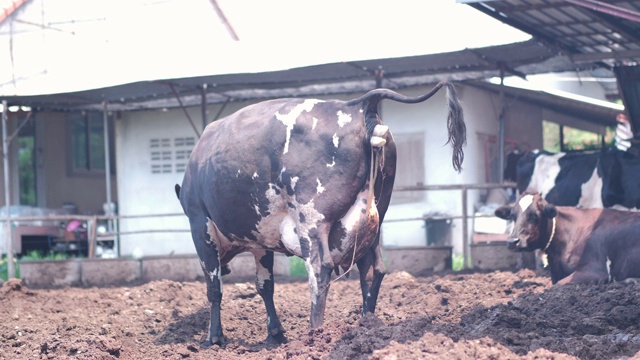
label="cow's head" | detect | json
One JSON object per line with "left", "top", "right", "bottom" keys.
{"left": 494, "top": 192, "right": 557, "bottom": 251}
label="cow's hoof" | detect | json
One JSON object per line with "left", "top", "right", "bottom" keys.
{"left": 266, "top": 332, "right": 288, "bottom": 345}
{"left": 201, "top": 336, "right": 225, "bottom": 348}
{"left": 266, "top": 326, "right": 287, "bottom": 344}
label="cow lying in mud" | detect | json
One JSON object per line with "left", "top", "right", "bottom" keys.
{"left": 175, "top": 81, "right": 466, "bottom": 345}
{"left": 495, "top": 191, "right": 640, "bottom": 285}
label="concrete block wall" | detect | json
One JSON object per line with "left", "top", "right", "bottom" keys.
{"left": 20, "top": 253, "right": 291, "bottom": 288}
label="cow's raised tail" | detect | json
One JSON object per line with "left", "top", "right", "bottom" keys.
{"left": 347, "top": 81, "right": 466, "bottom": 172}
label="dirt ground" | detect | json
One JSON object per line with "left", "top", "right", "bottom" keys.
{"left": 1, "top": 268, "right": 640, "bottom": 360}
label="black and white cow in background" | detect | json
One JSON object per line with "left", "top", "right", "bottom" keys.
{"left": 176, "top": 81, "right": 466, "bottom": 345}
{"left": 515, "top": 148, "right": 640, "bottom": 210}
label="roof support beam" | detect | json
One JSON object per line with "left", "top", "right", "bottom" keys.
{"left": 169, "top": 83, "right": 201, "bottom": 138}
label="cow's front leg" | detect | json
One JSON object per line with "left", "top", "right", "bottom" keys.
{"left": 251, "top": 249, "right": 287, "bottom": 344}
{"left": 356, "top": 236, "right": 385, "bottom": 315}
{"left": 305, "top": 226, "right": 333, "bottom": 328}
{"left": 191, "top": 218, "right": 225, "bottom": 346}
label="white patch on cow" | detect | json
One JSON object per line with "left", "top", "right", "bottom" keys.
{"left": 252, "top": 184, "right": 288, "bottom": 249}
{"left": 236, "top": 169, "right": 241, "bottom": 178}
{"left": 340, "top": 185, "right": 377, "bottom": 236}
{"left": 606, "top": 256, "right": 612, "bottom": 282}
{"left": 333, "top": 182, "right": 380, "bottom": 266}
{"left": 254, "top": 204, "right": 261, "bottom": 216}
{"left": 264, "top": 184, "right": 285, "bottom": 213}
{"left": 372, "top": 124, "right": 389, "bottom": 137}
{"left": 199, "top": 221, "right": 225, "bottom": 294}
{"left": 253, "top": 182, "right": 326, "bottom": 253}
{"left": 305, "top": 258, "right": 319, "bottom": 304}
{"left": 518, "top": 194, "right": 534, "bottom": 212}
{"left": 276, "top": 99, "right": 322, "bottom": 154}
{"left": 312, "top": 117, "right": 318, "bottom": 130}
{"left": 290, "top": 176, "right": 299, "bottom": 191}
{"left": 280, "top": 214, "right": 302, "bottom": 256}
{"left": 337, "top": 110, "right": 352, "bottom": 128}
{"left": 578, "top": 165, "right": 604, "bottom": 208}
{"left": 206, "top": 218, "right": 233, "bottom": 258}
{"left": 295, "top": 198, "right": 325, "bottom": 236}
{"left": 208, "top": 269, "right": 218, "bottom": 282}
{"left": 316, "top": 178, "right": 325, "bottom": 194}
{"left": 253, "top": 251, "right": 271, "bottom": 289}
{"left": 370, "top": 136, "right": 386, "bottom": 147}
{"left": 326, "top": 157, "right": 336, "bottom": 168}
{"left": 252, "top": 172, "right": 259, "bottom": 180}
{"left": 528, "top": 153, "right": 564, "bottom": 198}
{"left": 332, "top": 133, "right": 339, "bottom": 148}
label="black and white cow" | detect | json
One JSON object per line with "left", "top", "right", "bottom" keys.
{"left": 515, "top": 148, "right": 640, "bottom": 210}
{"left": 495, "top": 191, "right": 640, "bottom": 284}
{"left": 176, "top": 81, "right": 466, "bottom": 345}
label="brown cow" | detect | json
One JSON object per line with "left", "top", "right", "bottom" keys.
{"left": 495, "top": 191, "right": 640, "bottom": 285}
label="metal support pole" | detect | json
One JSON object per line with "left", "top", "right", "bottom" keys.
{"left": 102, "top": 103, "right": 112, "bottom": 208}
{"left": 201, "top": 84, "right": 208, "bottom": 129}
{"left": 498, "top": 66, "right": 506, "bottom": 183}
{"left": 2, "top": 100, "right": 15, "bottom": 278}
{"left": 102, "top": 102, "right": 113, "bottom": 259}
{"left": 462, "top": 188, "right": 469, "bottom": 269}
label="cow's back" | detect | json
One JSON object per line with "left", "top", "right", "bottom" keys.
{"left": 599, "top": 150, "right": 640, "bottom": 210}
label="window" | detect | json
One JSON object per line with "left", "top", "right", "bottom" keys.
{"left": 70, "top": 112, "right": 113, "bottom": 174}
{"left": 149, "top": 137, "right": 194, "bottom": 174}
{"left": 391, "top": 133, "right": 425, "bottom": 204}
{"left": 543, "top": 120, "right": 615, "bottom": 152}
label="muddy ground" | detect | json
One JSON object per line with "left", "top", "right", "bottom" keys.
{"left": 1, "top": 268, "right": 640, "bottom": 359}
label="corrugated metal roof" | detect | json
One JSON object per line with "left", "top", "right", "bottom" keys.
{"left": 468, "top": 0, "right": 640, "bottom": 97}
{"left": 0, "top": 40, "right": 592, "bottom": 112}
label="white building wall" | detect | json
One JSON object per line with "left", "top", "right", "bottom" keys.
{"left": 115, "top": 108, "right": 194, "bottom": 256}
{"left": 115, "top": 102, "right": 252, "bottom": 257}
{"left": 379, "top": 85, "right": 497, "bottom": 255}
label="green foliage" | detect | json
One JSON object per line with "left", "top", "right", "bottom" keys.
{"left": 543, "top": 121, "right": 561, "bottom": 152}
{"left": 1, "top": 251, "right": 73, "bottom": 281}
{"left": 0, "top": 255, "right": 20, "bottom": 281}
{"left": 21, "top": 250, "right": 70, "bottom": 261}
{"left": 452, "top": 254, "right": 467, "bottom": 272}
{"left": 289, "top": 256, "right": 308, "bottom": 277}
{"left": 543, "top": 120, "right": 616, "bottom": 152}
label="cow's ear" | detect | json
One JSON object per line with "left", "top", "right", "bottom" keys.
{"left": 542, "top": 204, "right": 557, "bottom": 218}
{"left": 494, "top": 206, "right": 513, "bottom": 220}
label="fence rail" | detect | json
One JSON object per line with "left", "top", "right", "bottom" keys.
{"left": 2, "top": 182, "right": 517, "bottom": 269}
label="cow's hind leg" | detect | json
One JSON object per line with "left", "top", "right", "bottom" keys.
{"left": 306, "top": 224, "right": 334, "bottom": 328}
{"left": 356, "top": 239, "right": 386, "bottom": 315}
{"left": 191, "top": 217, "right": 225, "bottom": 346}
{"left": 251, "top": 249, "right": 287, "bottom": 344}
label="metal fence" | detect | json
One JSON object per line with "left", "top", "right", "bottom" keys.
{"left": 388, "top": 182, "right": 517, "bottom": 269}
{"left": 2, "top": 182, "right": 517, "bottom": 275}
